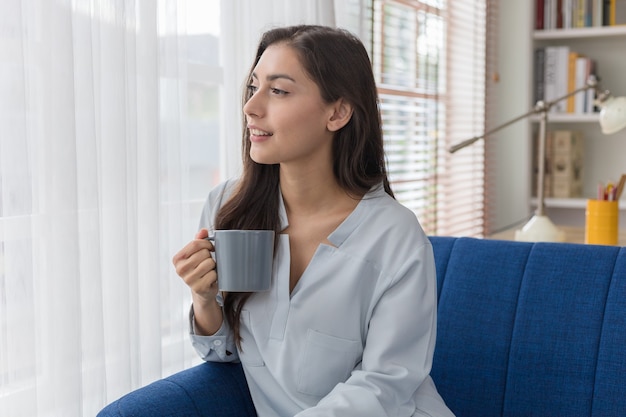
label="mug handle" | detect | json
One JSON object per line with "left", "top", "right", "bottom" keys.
{"left": 204, "top": 235, "right": 216, "bottom": 254}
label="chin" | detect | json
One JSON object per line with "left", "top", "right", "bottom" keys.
{"left": 249, "top": 152, "right": 278, "bottom": 165}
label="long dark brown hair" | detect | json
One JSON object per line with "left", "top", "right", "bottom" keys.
{"left": 215, "top": 25, "right": 394, "bottom": 348}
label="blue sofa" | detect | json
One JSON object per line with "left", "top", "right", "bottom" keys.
{"left": 98, "top": 236, "right": 626, "bottom": 417}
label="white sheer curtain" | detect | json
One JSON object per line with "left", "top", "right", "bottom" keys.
{"left": 0, "top": 1, "right": 209, "bottom": 415}
{"left": 0, "top": 0, "right": 337, "bottom": 416}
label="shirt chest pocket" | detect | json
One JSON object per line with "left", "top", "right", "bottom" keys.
{"left": 297, "top": 329, "right": 362, "bottom": 397}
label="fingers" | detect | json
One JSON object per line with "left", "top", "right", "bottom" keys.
{"left": 172, "top": 235, "right": 219, "bottom": 298}
{"left": 185, "top": 256, "right": 219, "bottom": 296}
{"left": 195, "top": 228, "right": 209, "bottom": 240}
{"left": 176, "top": 251, "right": 219, "bottom": 296}
{"left": 175, "top": 248, "right": 214, "bottom": 277}
{"left": 172, "top": 235, "right": 214, "bottom": 266}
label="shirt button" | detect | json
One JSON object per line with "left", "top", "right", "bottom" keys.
{"left": 214, "top": 340, "right": 223, "bottom": 346}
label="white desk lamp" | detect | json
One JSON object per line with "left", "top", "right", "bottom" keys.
{"left": 449, "top": 77, "right": 626, "bottom": 242}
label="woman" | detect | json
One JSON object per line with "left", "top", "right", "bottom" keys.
{"left": 173, "top": 25, "right": 454, "bottom": 417}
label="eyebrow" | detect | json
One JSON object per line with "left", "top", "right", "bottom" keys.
{"left": 250, "top": 72, "right": 296, "bottom": 83}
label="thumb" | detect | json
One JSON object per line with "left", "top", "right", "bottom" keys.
{"left": 195, "top": 228, "right": 209, "bottom": 240}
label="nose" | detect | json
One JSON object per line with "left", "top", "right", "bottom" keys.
{"left": 243, "top": 89, "right": 264, "bottom": 118}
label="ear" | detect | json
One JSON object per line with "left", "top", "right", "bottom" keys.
{"left": 327, "top": 99, "right": 354, "bottom": 132}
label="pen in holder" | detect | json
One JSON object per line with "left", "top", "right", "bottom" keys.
{"left": 585, "top": 199, "right": 618, "bottom": 245}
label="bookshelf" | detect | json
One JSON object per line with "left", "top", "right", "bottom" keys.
{"left": 530, "top": 5, "right": 626, "bottom": 220}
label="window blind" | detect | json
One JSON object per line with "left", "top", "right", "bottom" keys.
{"left": 370, "top": 0, "right": 488, "bottom": 237}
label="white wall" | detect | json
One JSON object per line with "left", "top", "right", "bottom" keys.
{"left": 488, "top": 0, "right": 534, "bottom": 232}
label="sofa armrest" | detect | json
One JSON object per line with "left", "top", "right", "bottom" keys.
{"left": 97, "top": 362, "right": 256, "bottom": 417}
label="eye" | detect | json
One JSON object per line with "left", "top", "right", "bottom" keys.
{"left": 246, "top": 84, "right": 258, "bottom": 95}
{"left": 270, "top": 88, "right": 289, "bottom": 96}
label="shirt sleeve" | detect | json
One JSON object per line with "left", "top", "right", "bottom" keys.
{"left": 189, "top": 303, "right": 240, "bottom": 363}
{"left": 295, "top": 242, "right": 440, "bottom": 417}
{"left": 189, "top": 179, "right": 240, "bottom": 363}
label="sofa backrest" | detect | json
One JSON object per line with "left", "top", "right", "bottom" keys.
{"left": 429, "top": 236, "right": 626, "bottom": 417}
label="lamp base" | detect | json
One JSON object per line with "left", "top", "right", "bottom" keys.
{"left": 514, "top": 214, "right": 565, "bottom": 242}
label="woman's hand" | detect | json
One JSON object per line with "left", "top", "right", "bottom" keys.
{"left": 173, "top": 228, "right": 218, "bottom": 300}
{"left": 173, "top": 228, "right": 223, "bottom": 335}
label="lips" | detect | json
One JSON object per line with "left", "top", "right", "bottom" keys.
{"left": 249, "top": 128, "right": 272, "bottom": 137}
{"left": 248, "top": 127, "right": 273, "bottom": 143}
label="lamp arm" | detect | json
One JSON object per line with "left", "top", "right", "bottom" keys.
{"left": 448, "top": 81, "right": 599, "bottom": 154}
{"left": 448, "top": 110, "right": 538, "bottom": 153}
{"left": 543, "top": 82, "right": 598, "bottom": 111}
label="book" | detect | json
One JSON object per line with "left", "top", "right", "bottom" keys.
{"left": 610, "top": 0, "right": 626, "bottom": 24}
{"left": 555, "top": 46, "right": 570, "bottom": 113}
{"left": 543, "top": 46, "right": 559, "bottom": 112}
{"left": 545, "top": 131, "right": 554, "bottom": 197}
{"left": 553, "top": 129, "right": 583, "bottom": 155}
{"left": 546, "top": 0, "right": 559, "bottom": 28}
{"left": 586, "top": 0, "right": 594, "bottom": 25}
{"left": 576, "top": 0, "right": 588, "bottom": 27}
{"left": 543, "top": 46, "right": 571, "bottom": 113}
{"left": 534, "top": 48, "right": 546, "bottom": 104}
{"left": 593, "top": 0, "right": 605, "bottom": 25}
{"left": 532, "top": 130, "right": 554, "bottom": 197}
{"left": 563, "top": 0, "right": 574, "bottom": 28}
{"left": 604, "top": 0, "right": 612, "bottom": 24}
{"left": 574, "top": 56, "right": 589, "bottom": 113}
{"left": 536, "top": 0, "right": 545, "bottom": 29}
{"left": 567, "top": 51, "right": 579, "bottom": 113}
{"left": 551, "top": 130, "right": 584, "bottom": 198}
{"left": 585, "top": 64, "right": 597, "bottom": 113}
{"left": 557, "top": 0, "right": 565, "bottom": 27}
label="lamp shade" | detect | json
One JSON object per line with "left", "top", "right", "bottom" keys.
{"left": 599, "top": 96, "right": 626, "bottom": 134}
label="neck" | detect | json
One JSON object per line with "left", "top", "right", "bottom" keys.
{"left": 279, "top": 166, "right": 352, "bottom": 216}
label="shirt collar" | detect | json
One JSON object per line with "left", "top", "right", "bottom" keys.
{"left": 277, "top": 182, "right": 386, "bottom": 247}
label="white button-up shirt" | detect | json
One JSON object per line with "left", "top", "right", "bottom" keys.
{"left": 190, "top": 179, "right": 453, "bottom": 417}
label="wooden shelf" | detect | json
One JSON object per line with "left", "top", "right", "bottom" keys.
{"left": 534, "top": 26, "right": 626, "bottom": 40}
{"left": 531, "top": 197, "right": 625, "bottom": 210}
{"left": 489, "top": 225, "right": 626, "bottom": 245}
{"left": 531, "top": 197, "right": 587, "bottom": 209}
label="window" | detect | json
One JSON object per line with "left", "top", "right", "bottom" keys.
{"left": 371, "top": 0, "right": 487, "bottom": 237}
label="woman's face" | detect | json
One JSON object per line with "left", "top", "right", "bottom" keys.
{"left": 243, "top": 43, "right": 337, "bottom": 168}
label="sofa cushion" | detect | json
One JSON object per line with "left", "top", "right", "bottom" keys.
{"left": 430, "top": 236, "right": 626, "bottom": 417}
{"left": 430, "top": 237, "right": 532, "bottom": 416}
{"left": 504, "top": 242, "right": 619, "bottom": 416}
{"left": 97, "top": 362, "right": 256, "bottom": 417}
{"left": 590, "top": 246, "right": 626, "bottom": 416}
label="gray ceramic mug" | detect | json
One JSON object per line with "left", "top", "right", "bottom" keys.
{"left": 207, "top": 230, "right": 274, "bottom": 292}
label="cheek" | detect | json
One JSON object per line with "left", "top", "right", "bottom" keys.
{"left": 249, "top": 102, "right": 333, "bottom": 164}
{"left": 282, "top": 104, "right": 330, "bottom": 136}
{"left": 284, "top": 116, "right": 330, "bottom": 151}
